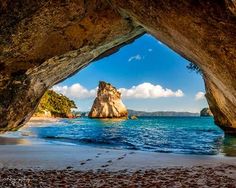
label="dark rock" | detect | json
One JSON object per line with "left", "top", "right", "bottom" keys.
{"left": 200, "top": 108, "right": 213, "bottom": 117}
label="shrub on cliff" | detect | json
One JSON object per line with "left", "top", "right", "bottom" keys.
{"left": 35, "top": 90, "right": 77, "bottom": 117}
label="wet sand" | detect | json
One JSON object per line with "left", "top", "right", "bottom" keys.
{"left": 1, "top": 118, "right": 236, "bottom": 187}
{"left": 0, "top": 144, "right": 236, "bottom": 187}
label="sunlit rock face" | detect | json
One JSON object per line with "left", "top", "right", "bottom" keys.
{"left": 0, "top": 0, "right": 236, "bottom": 133}
{"left": 110, "top": 0, "right": 236, "bottom": 134}
{"left": 89, "top": 81, "right": 128, "bottom": 118}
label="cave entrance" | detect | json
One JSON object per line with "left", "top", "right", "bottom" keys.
{"left": 25, "top": 34, "right": 235, "bottom": 156}
{"left": 53, "top": 34, "right": 208, "bottom": 114}
{"left": 53, "top": 34, "right": 208, "bottom": 113}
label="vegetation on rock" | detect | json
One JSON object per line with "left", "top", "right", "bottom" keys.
{"left": 186, "top": 62, "right": 202, "bottom": 74}
{"left": 35, "top": 90, "right": 77, "bottom": 118}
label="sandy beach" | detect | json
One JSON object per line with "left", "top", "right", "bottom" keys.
{"left": 0, "top": 143, "right": 236, "bottom": 187}
{"left": 26, "top": 117, "right": 62, "bottom": 125}
{"left": 0, "top": 117, "right": 235, "bottom": 187}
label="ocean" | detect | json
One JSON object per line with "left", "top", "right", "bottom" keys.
{"left": 4, "top": 117, "right": 236, "bottom": 156}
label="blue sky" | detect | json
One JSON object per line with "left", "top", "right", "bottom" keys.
{"left": 53, "top": 34, "right": 208, "bottom": 112}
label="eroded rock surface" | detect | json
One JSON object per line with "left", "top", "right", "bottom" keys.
{"left": 89, "top": 81, "right": 128, "bottom": 118}
{"left": 0, "top": 0, "right": 144, "bottom": 131}
{"left": 0, "top": 0, "right": 236, "bottom": 133}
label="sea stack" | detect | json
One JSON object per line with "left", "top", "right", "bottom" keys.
{"left": 200, "top": 108, "right": 213, "bottom": 117}
{"left": 89, "top": 81, "right": 128, "bottom": 118}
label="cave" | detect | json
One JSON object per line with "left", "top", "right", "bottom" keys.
{"left": 0, "top": 0, "right": 236, "bottom": 134}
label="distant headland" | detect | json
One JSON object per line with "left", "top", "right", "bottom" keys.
{"left": 34, "top": 90, "right": 77, "bottom": 118}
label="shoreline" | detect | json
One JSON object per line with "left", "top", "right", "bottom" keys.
{"left": 0, "top": 144, "right": 235, "bottom": 187}
{"left": 0, "top": 143, "right": 235, "bottom": 171}
{"left": 27, "top": 117, "right": 62, "bottom": 124}
{"left": 0, "top": 118, "right": 235, "bottom": 186}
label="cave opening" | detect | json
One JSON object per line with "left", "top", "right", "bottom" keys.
{"left": 23, "top": 34, "right": 235, "bottom": 156}
{"left": 53, "top": 34, "right": 208, "bottom": 114}
{"left": 1, "top": 1, "right": 236, "bottom": 184}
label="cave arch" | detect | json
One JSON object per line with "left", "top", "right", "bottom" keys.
{"left": 0, "top": 0, "right": 236, "bottom": 134}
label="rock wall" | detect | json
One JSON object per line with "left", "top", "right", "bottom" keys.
{"left": 0, "top": 0, "right": 236, "bottom": 134}
{"left": 110, "top": 0, "right": 236, "bottom": 134}
{"left": 0, "top": 0, "right": 144, "bottom": 131}
{"left": 89, "top": 81, "right": 128, "bottom": 118}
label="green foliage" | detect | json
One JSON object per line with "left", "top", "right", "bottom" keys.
{"left": 186, "top": 62, "right": 202, "bottom": 74}
{"left": 36, "top": 90, "right": 77, "bottom": 117}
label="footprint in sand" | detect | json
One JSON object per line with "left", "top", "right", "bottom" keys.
{"left": 95, "top": 153, "right": 102, "bottom": 158}
{"left": 101, "top": 164, "right": 110, "bottom": 168}
{"left": 117, "top": 153, "right": 128, "bottom": 160}
{"left": 107, "top": 160, "right": 112, "bottom": 163}
{"left": 117, "top": 156, "right": 125, "bottom": 160}
{"left": 80, "top": 158, "right": 92, "bottom": 165}
{"left": 66, "top": 166, "right": 73, "bottom": 170}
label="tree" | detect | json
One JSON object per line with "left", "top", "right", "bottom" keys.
{"left": 36, "top": 90, "right": 77, "bottom": 117}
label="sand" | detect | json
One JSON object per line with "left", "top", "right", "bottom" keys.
{"left": 0, "top": 144, "right": 235, "bottom": 187}
{"left": 0, "top": 117, "right": 235, "bottom": 187}
{"left": 0, "top": 165, "right": 235, "bottom": 187}
{"left": 26, "top": 117, "right": 61, "bottom": 125}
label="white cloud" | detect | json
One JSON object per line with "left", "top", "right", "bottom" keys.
{"left": 195, "top": 91, "right": 205, "bottom": 100}
{"left": 118, "top": 83, "right": 184, "bottom": 99}
{"left": 128, "top": 54, "right": 142, "bottom": 62}
{"left": 53, "top": 82, "right": 184, "bottom": 100}
{"left": 52, "top": 84, "right": 97, "bottom": 99}
{"left": 148, "top": 48, "right": 153, "bottom": 52}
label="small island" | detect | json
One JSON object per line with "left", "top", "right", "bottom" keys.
{"left": 89, "top": 81, "right": 128, "bottom": 118}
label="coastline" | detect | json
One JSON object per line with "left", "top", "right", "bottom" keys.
{"left": 0, "top": 144, "right": 235, "bottom": 187}
{"left": 0, "top": 144, "right": 236, "bottom": 171}
{"left": 28, "top": 117, "right": 62, "bottom": 124}
{"left": 0, "top": 117, "right": 235, "bottom": 187}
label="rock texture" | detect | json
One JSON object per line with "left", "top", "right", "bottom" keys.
{"left": 0, "top": 0, "right": 144, "bottom": 132}
{"left": 0, "top": 0, "right": 236, "bottom": 133}
{"left": 200, "top": 108, "right": 213, "bottom": 117}
{"left": 89, "top": 81, "right": 128, "bottom": 118}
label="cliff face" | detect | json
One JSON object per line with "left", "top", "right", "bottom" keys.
{"left": 200, "top": 108, "right": 213, "bottom": 117}
{"left": 89, "top": 81, "right": 128, "bottom": 118}
{"left": 0, "top": 0, "right": 143, "bottom": 131}
{"left": 0, "top": 0, "right": 236, "bottom": 134}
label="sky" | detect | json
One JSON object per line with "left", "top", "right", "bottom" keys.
{"left": 53, "top": 34, "right": 208, "bottom": 112}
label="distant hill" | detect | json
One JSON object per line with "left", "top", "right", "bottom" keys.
{"left": 128, "top": 109, "right": 199, "bottom": 117}
{"left": 34, "top": 90, "right": 77, "bottom": 118}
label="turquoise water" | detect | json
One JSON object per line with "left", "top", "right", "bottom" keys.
{"left": 12, "top": 116, "right": 236, "bottom": 156}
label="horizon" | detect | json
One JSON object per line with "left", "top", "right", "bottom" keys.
{"left": 53, "top": 34, "right": 208, "bottom": 113}
{"left": 73, "top": 108, "right": 201, "bottom": 114}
